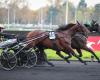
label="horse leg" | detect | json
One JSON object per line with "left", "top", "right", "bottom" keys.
{"left": 39, "top": 48, "right": 55, "bottom": 67}
{"left": 43, "top": 51, "right": 55, "bottom": 67}
{"left": 50, "top": 40, "right": 70, "bottom": 63}
{"left": 83, "top": 47, "right": 100, "bottom": 63}
{"left": 63, "top": 49, "right": 72, "bottom": 59}
{"left": 66, "top": 46, "right": 87, "bottom": 65}
{"left": 35, "top": 48, "right": 45, "bottom": 65}
{"left": 72, "top": 51, "right": 87, "bottom": 65}
{"left": 76, "top": 49, "right": 82, "bottom": 57}
{"left": 56, "top": 50, "right": 71, "bottom": 63}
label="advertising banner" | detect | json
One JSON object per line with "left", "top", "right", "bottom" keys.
{"left": 87, "top": 36, "right": 100, "bottom": 51}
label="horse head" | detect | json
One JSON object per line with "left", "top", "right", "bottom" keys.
{"left": 91, "top": 20, "right": 100, "bottom": 32}
{"left": 75, "top": 21, "right": 90, "bottom": 37}
{"left": 56, "top": 21, "right": 90, "bottom": 37}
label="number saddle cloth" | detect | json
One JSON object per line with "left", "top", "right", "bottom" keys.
{"left": 48, "top": 31, "right": 59, "bottom": 50}
{"left": 49, "top": 31, "right": 56, "bottom": 40}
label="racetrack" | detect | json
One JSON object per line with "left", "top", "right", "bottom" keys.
{"left": 0, "top": 61, "right": 100, "bottom": 80}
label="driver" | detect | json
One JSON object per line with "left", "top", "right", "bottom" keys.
{"left": 0, "top": 24, "right": 16, "bottom": 41}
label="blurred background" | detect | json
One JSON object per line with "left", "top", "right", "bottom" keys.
{"left": 0, "top": 0, "right": 99, "bottom": 31}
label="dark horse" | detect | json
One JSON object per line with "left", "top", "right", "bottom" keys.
{"left": 71, "top": 33, "right": 100, "bottom": 62}
{"left": 26, "top": 22, "right": 90, "bottom": 66}
{"left": 84, "top": 20, "right": 100, "bottom": 33}
{"left": 55, "top": 22, "right": 100, "bottom": 63}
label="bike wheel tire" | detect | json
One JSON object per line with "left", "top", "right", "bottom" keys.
{"left": 0, "top": 50, "right": 17, "bottom": 70}
{"left": 25, "top": 51, "right": 37, "bottom": 68}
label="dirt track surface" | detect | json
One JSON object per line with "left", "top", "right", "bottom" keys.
{"left": 0, "top": 61, "right": 100, "bottom": 80}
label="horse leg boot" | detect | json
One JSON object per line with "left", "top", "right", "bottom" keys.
{"left": 83, "top": 47, "right": 100, "bottom": 63}
{"left": 56, "top": 50, "right": 70, "bottom": 63}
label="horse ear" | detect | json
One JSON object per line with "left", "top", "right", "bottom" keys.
{"left": 92, "top": 20, "right": 96, "bottom": 23}
{"left": 95, "top": 20, "right": 97, "bottom": 23}
{"left": 76, "top": 21, "right": 80, "bottom": 25}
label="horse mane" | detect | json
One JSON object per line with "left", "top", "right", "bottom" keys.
{"left": 56, "top": 23, "right": 75, "bottom": 31}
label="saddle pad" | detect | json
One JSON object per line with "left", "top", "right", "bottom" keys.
{"left": 49, "top": 31, "right": 56, "bottom": 39}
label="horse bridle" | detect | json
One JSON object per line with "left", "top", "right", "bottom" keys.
{"left": 72, "top": 33, "right": 87, "bottom": 41}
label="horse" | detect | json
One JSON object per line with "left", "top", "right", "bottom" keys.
{"left": 84, "top": 20, "right": 100, "bottom": 33}
{"left": 35, "top": 23, "right": 77, "bottom": 65}
{"left": 56, "top": 22, "right": 100, "bottom": 63}
{"left": 26, "top": 21, "right": 90, "bottom": 66}
{"left": 91, "top": 20, "right": 100, "bottom": 33}
{"left": 71, "top": 33, "right": 100, "bottom": 62}
{"left": 34, "top": 22, "right": 100, "bottom": 65}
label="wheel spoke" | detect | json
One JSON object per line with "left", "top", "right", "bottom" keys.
{"left": 25, "top": 52, "right": 37, "bottom": 68}
{"left": 0, "top": 50, "right": 17, "bottom": 70}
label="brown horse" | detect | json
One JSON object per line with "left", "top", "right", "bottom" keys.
{"left": 26, "top": 22, "right": 90, "bottom": 66}
{"left": 36, "top": 24, "right": 100, "bottom": 65}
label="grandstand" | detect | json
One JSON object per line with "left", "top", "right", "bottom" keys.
{"left": 4, "top": 24, "right": 59, "bottom": 31}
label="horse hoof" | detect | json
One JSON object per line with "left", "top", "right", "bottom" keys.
{"left": 51, "top": 64, "right": 55, "bottom": 67}
{"left": 48, "top": 62, "right": 55, "bottom": 67}
{"left": 66, "top": 60, "right": 70, "bottom": 63}
{"left": 84, "top": 62, "right": 87, "bottom": 65}
{"left": 98, "top": 61, "right": 100, "bottom": 63}
{"left": 64, "top": 57, "right": 70, "bottom": 63}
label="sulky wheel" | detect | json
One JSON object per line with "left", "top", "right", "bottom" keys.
{"left": 25, "top": 50, "right": 37, "bottom": 68}
{"left": 0, "top": 50, "right": 17, "bottom": 70}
